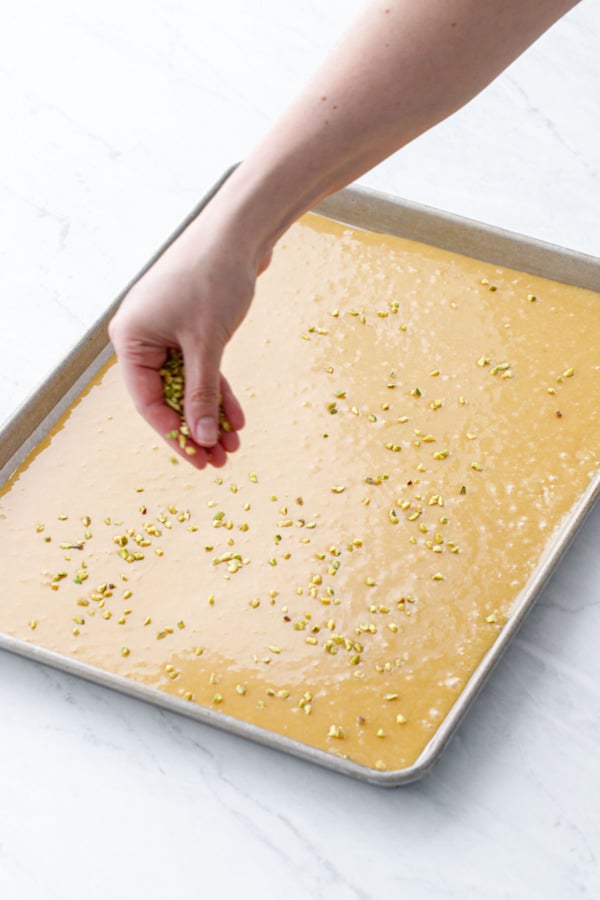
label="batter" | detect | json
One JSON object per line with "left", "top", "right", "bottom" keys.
{"left": 1, "top": 213, "right": 599, "bottom": 771}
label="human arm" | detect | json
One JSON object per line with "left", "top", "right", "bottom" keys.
{"left": 109, "top": 0, "right": 579, "bottom": 468}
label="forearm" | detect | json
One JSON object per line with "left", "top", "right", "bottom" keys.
{"left": 196, "top": 0, "right": 578, "bottom": 265}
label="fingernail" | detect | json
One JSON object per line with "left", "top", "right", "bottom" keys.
{"left": 195, "top": 416, "right": 217, "bottom": 446}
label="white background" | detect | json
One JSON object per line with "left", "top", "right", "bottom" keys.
{"left": 1, "top": 2, "right": 599, "bottom": 897}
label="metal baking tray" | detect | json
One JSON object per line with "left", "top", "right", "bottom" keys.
{"left": 1, "top": 168, "right": 599, "bottom": 787}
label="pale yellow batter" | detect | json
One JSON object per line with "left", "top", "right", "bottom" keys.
{"left": 1, "top": 213, "right": 599, "bottom": 771}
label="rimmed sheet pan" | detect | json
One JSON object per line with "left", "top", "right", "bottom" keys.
{"left": 1, "top": 170, "right": 599, "bottom": 786}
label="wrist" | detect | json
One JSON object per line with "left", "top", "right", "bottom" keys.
{"left": 199, "top": 153, "right": 338, "bottom": 268}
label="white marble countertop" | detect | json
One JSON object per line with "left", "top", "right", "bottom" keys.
{"left": 1, "top": 2, "right": 599, "bottom": 897}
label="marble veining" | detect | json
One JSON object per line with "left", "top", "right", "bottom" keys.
{"left": 1, "top": 2, "right": 599, "bottom": 898}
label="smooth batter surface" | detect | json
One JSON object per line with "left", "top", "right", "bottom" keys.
{"left": 1, "top": 214, "right": 599, "bottom": 771}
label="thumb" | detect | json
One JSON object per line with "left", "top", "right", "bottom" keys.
{"left": 181, "top": 338, "right": 224, "bottom": 447}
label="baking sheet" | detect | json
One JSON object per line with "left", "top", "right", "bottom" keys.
{"left": 1, "top": 174, "right": 599, "bottom": 786}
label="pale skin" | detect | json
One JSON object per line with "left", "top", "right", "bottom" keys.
{"left": 109, "top": 0, "right": 579, "bottom": 469}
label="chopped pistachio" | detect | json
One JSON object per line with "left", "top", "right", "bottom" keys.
{"left": 556, "top": 366, "right": 575, "bottom": 382}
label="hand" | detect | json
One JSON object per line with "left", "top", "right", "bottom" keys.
{"left": 108, "top": 209, "right": 265, "bottom": 469}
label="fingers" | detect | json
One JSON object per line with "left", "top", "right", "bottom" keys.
{"left": 220, "top": 374, "right": 245, "bottom": 432}
{"left": 108, "top": 323, "right": 172, "bottom": 435}
{"left": 109, "top": 309, "right": 245, "bottom": 471}
{"left": 172, "top": 336, "right": 246, "bottom": 463}
{"left": 108, "top": 345, "right": 207, "bottom": 470}
{"left": 180, "top": 334, "right": 229, "bottom": 448}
